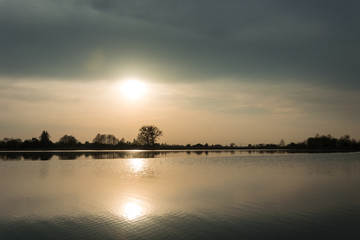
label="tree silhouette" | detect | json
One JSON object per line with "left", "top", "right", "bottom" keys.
{"left": 137, "top": 125, "right": 163, "bottom": 146}
{"left": 93, "top": 133, "right": 105, "bottom": 144}
{"left": 58, "top": 135, "right": 79, "bottom": 146}
{"left": 39, "top": 131, "right": 51, "bottom": 143}
{"left": 38, "top": 131, "right": 53, "bottom": 148}
{"left": 106, "top": 134, "right": 119, "bottom": 145}
{"left": 92, "top": 133, "right": 119, "bottom": 145}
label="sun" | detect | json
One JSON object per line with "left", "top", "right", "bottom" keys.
{"left": 121, "top": 78, "right": 147, "bottom": 100}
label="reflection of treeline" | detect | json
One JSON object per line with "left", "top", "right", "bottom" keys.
{"left": 0, "top": 131, "right": 359, "bottom": 152}
{"left": 0, "top": 150, "right": 294, "bottom": 161}
{"left": 0, "top": 151, "right": 175, "bottom": 161}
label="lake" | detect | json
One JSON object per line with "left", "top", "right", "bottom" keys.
{"left": 1, "top": 150, "right": 360, "bottom": 239}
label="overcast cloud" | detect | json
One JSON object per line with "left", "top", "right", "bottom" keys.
{"left": 1, "top": 0, "right": 359, "bottom": 88}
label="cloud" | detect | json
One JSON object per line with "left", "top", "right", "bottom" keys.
{"left": 0, "top": 0, "right": 359, "bottom": 89}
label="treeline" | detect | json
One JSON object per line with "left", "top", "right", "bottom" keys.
{"left": 286, "top": 134, "right": 360, "bottom": 151}
{"left": 0, "top": 130, "right": 359, "bottom": 152}
{"left": 0, "top": 125, "right": 164, "bottom": 150}
{"left": 0, "top": 129, "right": 162, "bottom": 150}
{"left": 0, "top": 131, "right": 234, "bottom": 150}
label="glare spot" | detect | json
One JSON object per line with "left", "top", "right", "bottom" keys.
{"left": 121, "top": 78, "right": 147, "bottom": 100}
{"left": 122, "top": 202, "right": 143, "bottom": 220}
{"left": 128, "top": 158, "right": 145, "bottom": 173}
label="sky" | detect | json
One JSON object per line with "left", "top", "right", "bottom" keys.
{"left": 1, "top": 0, "right": 360, "bottom": 145}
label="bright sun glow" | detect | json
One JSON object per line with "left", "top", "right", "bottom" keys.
{"left": 128, "top": 158, "right": 145, "bottom": 173}
{"left": 121, "top": 78, "right": 147, "bottom": 100}
{"left": 122, "top": 202, "right": 143, "bottom": 220}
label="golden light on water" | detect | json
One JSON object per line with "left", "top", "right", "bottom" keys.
{"left": 116, "top": 159, "right": 151, "bottom": 221}
{"left": 122, "top": 201, "right": 143, "bottom": 220}
{"left": 128, "top": 158, "right": 145, "bottom": 173}
{"left": 120, "top": 78, "right": 147, "bottom": 101}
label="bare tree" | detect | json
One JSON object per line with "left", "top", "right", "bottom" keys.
{"left": 92, "top": 133, "right": 119, "bottom": 145}
{"left": 137, "top": 125, "right": 163, "bottom": 146}
{"left": 106, "top": 134, "right": 119, "bottom": 145}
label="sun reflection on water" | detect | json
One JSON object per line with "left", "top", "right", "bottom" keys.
{"left": 122, "top": 201, "right": 143, "bottom": 220}
{"left": 128, "top": 158, "right": 145, "bottom": 173}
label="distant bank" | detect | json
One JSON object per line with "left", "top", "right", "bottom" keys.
{"left": 0, "top": 130, "right": 359, "bottom": 152}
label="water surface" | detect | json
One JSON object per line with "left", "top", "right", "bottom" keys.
{"left": 1, "top": 150, "right": 360, "bottom": 239}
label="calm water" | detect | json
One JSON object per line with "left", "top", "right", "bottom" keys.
{"left": 1, "top": 150, "right": 360, "bottom": 239}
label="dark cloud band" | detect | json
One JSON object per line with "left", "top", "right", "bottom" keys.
{"left": 0, "top": 0, "right": 359, "bottom": 89}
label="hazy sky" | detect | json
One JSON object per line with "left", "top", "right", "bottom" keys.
{"left": 1, "top": 0, "right": 360, "bottom": 145}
